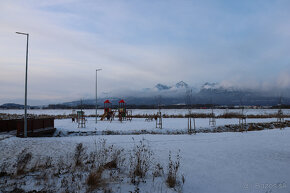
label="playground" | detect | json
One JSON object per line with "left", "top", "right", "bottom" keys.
{"left": 1, "top": 105, "right": 290, "bottom": 193}
{"left": 71, "top": 99, "right": 155, "bottom": 128}
{"left": 60, "top": 99, "right": 290, "bottom": 136}
{"left": 55, "top": 116, "right": 289, "bottom": 137}
{"left": 100, "top": 99, "right": 132, "bottom": 121}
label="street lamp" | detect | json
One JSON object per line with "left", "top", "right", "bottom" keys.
{"left": 96, "top": 69, "right": 102, "bottom": 123}
{"left": 16, "top": 32, "right": 29, "bottom": 138}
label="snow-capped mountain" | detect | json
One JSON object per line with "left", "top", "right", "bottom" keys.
{"left": 200, "top": 82, "right": 237, "bottom": 93}
{"left": 201, "top": 82, "right": 219, "bottom": 90}
{"left": 154, "top": 84, "right": 171, "bottom": 91}
{"left": 175, "top": 81, "right": 189, "bottom": 89}
{"left": 154, "top": 81, "right": 190, "bottom": 91}
{"left": 52, "top": 81, "right": 290, "bottom": 107}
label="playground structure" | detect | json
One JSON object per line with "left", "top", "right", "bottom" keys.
{"left": 71, "top": 109, "right": 86, "bottom": 128}
{"left": 70, "top": 99, "right": 86, "bottom": 128}
{"left": 155, "top": 111, "right": 162, "bottom": 129}
{"left": 77, "top": 110, "right": 86, "bottom": 128}
{"left": 101, "top": 100, "right": 114, "bottom": 121}
{"left": 118, "top": 99, "right": 132, "bottom": 122}
{"left": 100, "top": 99, "right": 132, "bottom": 122}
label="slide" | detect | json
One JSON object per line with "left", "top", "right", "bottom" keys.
{"left": 100, "top": 112, "right": 107, "bottom": 121}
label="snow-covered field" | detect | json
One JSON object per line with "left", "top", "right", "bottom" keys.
{"left": 1, "top": 108, "right": 290, "bottom": 116}
{"left": 1, "top": 128, "right": 290, "bottom": 192}
{"left": 1, "top": 109, "right": 290, "bottom": 192}
{"left": 55, "top": 117, "right": 290, "bottom": 136}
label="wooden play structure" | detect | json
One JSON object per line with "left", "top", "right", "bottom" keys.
{"left": 155, "top": 111, "right": 162, "bottom": 129}
{"left": 77, "top": 110, "right": 86, "bottom": 128}
{"left": 100, "top": 99, "right": 132, "bottom": 122}
{"left": 101, "top": 100, "right": 114, "bottom": 121}
{"left": 118, "top": 99, "right": 132, "bottom": 122}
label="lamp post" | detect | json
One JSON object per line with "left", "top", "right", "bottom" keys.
{"left": 96, "top": 69, "right": 102, "bottom": 123}
{"left": 16, "top": 32, "right": 29, "bottom": 138}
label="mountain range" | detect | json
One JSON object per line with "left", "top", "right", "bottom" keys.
{"left": 60, "top": 81, "right": 289, "bottom": 107}
{"left": 153, "top": 81, "right": 189, "bottom": 91}
{"left": 1, "top": 81, "right": 289, "bottom": 108}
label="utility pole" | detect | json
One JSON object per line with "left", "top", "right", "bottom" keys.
{"left": 16, "top": 32, "right": 29, "bottom": 138}
{"left": 96, "top": 69, "right": 102, "bottom": 123}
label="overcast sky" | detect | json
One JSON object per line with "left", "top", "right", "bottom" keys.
{"left": 1, "top": 0, "right": 290, "bottom": 105}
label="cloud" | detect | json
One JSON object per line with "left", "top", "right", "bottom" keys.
{"left": 1, "top": 0, "right": 290, "bottom": 105}
{"left": 277, "top": 71, "right": 290, "bottom": 88}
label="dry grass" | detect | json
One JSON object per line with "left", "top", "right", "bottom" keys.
{"left": 87, "top": 167, "right": 105, "bottom": 189}
{"left": 16, "top": 149, "right": 32, "bottom": 175}
{"left": 1, "top": 138, "right": 185, "bottom": 192}
{"left": 129, "top": 138, "right": 153, "bottom": 184}
{"left": 166, "top": 151, "right": 181, "bottom": 189}
{"left": 74, "top": 143, "right": 87, "bottom": 167}
{"left": 152, "top": 163, "right": 164, "bottom": 182}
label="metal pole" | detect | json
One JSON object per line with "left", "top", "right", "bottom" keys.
{"left": 16, "top": 32, "right": 29, "bottom": 138}
{"left": 96, "top": 70, "right": 98, "bottom": 123}
{"left": 96, "top": 69, "right": 102, "bottom": 123}
{"left": 24, "top": 34, "right": 28, "bottom": 138}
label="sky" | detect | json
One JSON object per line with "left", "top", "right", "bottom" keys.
{"left": 0, "top": 0, "right": 290, "bottom": 105}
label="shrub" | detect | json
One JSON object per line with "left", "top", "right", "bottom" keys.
{"left": 152, "top": 163, "right": 164, "bottom": 182}
{"left": 166, "top": 150, "right": 181, "bottom": 188}
{"left": 129, "top": 139, "right": 153, "bottom": 184}
{"left": 16, "top": 149, "right": 32, "bottom": 175}
{"left": 90, "top": 139, "right": 124, "bottom": 169}
{"left": 87, "top": 167, "right": 104, "bottom": 189}
{"left": 74, "top": 143, "right": 86, "bottom": 167}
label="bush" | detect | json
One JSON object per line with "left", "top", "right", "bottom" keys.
{"left": 1, "top": 138, "right": 185, "bottom": 192}
{"left": 16, "top": 149, "right": 32, "bottom": 175}
{"left": 152, "top": 163, "right": 164, "bottom": 181}
{"left": 129, "top": 138, "right": 153, "bottom": 184}
{"left": 74, "top": 143, "right": 86, "bottom": 167}
{"left": 89, "top": 139, "right": 124, "bottom": 169}
{"left": 166, "top": 150, "right": 181, "bottom": 188}
{"left": 87, "top": 167, "right": 104, "bottom": 189}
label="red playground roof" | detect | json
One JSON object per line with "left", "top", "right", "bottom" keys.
{"left": 119, "top": 99, "right": 125, "bottom": 103}
{"left": 104, "top": 100, "right": 111, "bottom": 104}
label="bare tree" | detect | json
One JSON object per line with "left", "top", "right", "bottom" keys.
{"left": 209, "top": 97, "right": 216, "bottom": 127}
{"left": 155, "top": 95, "right": 162, "bottom": 129}
{"left": 277, "top": 95, "right": 285, "bottom": 129}
{"left": 185, "top": 89, "right": 195, "bottom": 134}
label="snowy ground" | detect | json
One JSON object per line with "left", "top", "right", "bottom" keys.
{"left": 1, "top": 128, "right": 290, "bottom": 192}
{"left": 1, "top": 109, "right": 290, "bottom": 192}
{"left": 1, "top": 108, "right": 290, "bottom": 116}
{"left": 54, "top": 117, "right": 290, "bottom": 136}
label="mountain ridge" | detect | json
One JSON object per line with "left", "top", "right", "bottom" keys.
{"left": 1, "top": 81, "right": 289, "bottom": 108}
{"left": 58, "top": 81, "right": 290, "bottom": 106}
